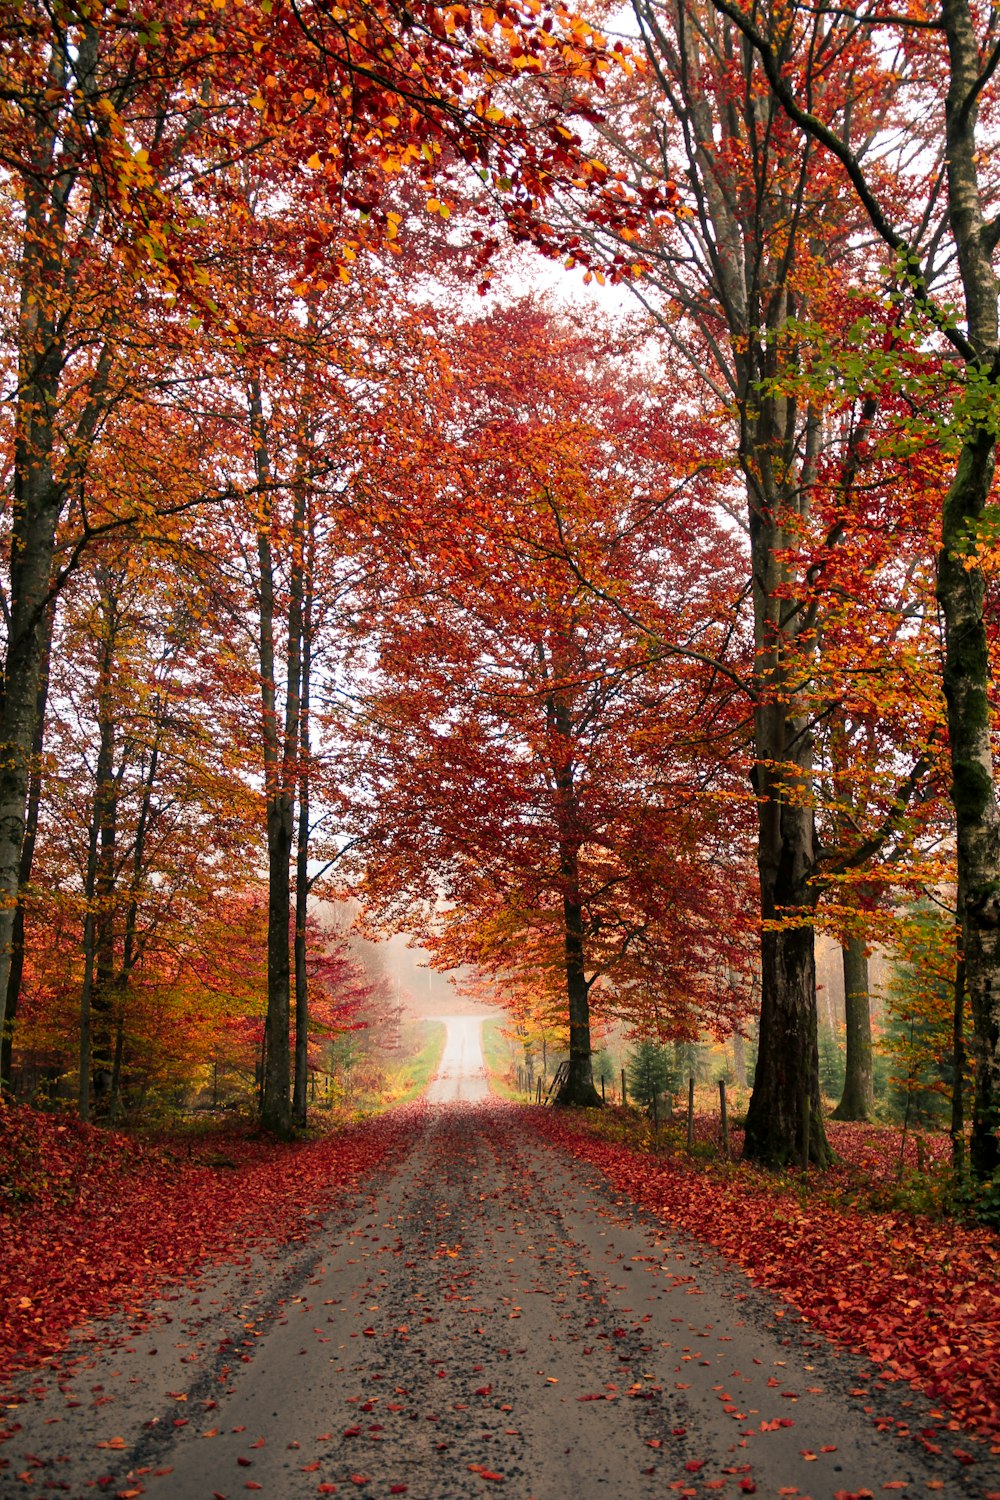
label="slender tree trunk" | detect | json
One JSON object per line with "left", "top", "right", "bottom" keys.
{"left": 952, "top": 941, "right": 967, "bottom": 1177}
{"left": 1, "top": 606, "right": 53, "bottom": 1091}
{"left": 545, "top": 680, "right": 602, "bottom": 1108}
{"left": 77, "top": 813, "right": 101, "bottom": 1123}
{"left": 251, "top": 377, "right": 306, "bottom": 1135}
{"left": 833, "top": 934, "right": 875, "bottom": 1120}
{"left": 292, "top": 568, "right": 313, "bottom": 1129}
{"left": 90, "top": 578, "right": 120, "bottom": 1112}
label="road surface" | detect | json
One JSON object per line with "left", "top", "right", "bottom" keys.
{"left": 425, "top": 1016, "right": 489, "bottom": 1103}
{"left": 4, "top": 1018, "right": 997, "bottom": 1499}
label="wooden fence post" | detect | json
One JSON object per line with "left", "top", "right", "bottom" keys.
{"left": 719, "top": 1078, "right": 729, "bottom": 1159}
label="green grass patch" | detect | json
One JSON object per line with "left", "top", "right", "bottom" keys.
{"left": 391, "top": 1019, "right": 447, "bottom": 1105}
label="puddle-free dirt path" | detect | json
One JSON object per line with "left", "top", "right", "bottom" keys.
{"left": 5, "top": 1023, "right": 995, "bottom": 1499}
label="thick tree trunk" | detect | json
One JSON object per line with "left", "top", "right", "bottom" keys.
{"left": 744, "top": 914, "right": 829, "bottom": 1165}
{"left": 556, "top": 892, "right": 602, "bottom": 1107}
{"left": 938, "top": 428, "right": 1000, "bottom": 1176}
{"left": 742, "top": 525, "right": 831, "bottom": 1168}
{"left": 833, "top": 934, "right": 875, "bottom": 1121}
{"left": 0, "top": 344, "right": 64, "bottom": 1044}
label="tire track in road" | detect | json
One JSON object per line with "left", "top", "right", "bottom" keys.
{"left": 5, "top": 1099, "right": 996, "bottom": 1499}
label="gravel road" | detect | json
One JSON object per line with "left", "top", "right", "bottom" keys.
{"left": 5, "top": 1020, "right": 998, "bottom": 1500}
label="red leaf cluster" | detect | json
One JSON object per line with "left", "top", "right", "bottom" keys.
{"left": 0, "top": 1103, "right": 418, "bottom": 1384}
{"left": 529, "top": 1109, "right": 1000, "bottom": 1440}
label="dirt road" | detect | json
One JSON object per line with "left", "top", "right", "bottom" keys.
{"left": 5, "top": 1022, "right": 997, "bottom": 1500}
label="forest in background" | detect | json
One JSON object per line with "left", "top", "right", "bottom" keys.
{"left": 2, "top": 0, "right": 1000, "bottom": 1199}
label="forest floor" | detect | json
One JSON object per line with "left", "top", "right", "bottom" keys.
{"left": 2, "top": 1088, "right": 1000, "bottom": 1500}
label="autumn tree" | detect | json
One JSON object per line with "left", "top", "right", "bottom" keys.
{"left": 341, "top": 306, "right": 756, "bottom": 1104}
{"left": 679, "top": 0, "right": 1000, "bottom": 1176}
{"left": 527, "top": 0, "right": 954, "bottom": 1163}
{"left": 0, "top": 0, "right": 673, "bottom": 1094}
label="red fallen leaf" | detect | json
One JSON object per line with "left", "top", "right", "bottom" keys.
{"left": 203, "top": 1429, "right": 220, "bottom": 1439}
{"left": 349, "top": 1478, "right": 370, "bottom": 1487}
{"left": 237, "top": 1457, "right": 253, "bottom": 1467}
{"left": 820, "top": 1445, "right": 837, "bottom": 1453}
{"left": 173, "top": 1418, "right": 189, "bottom": 1428}
{"left": 647, "top": 1440, "right": 662, "bottom": 1449}
{"left": 250, "top": 1438, "right": 265, "bottom": 1449}
{"left": 390, "top": 1488, "right": 408, "bottom": 1495}
{"left": 97, "top": 1439, "right": 127, "bottom": 1450}
{"left": 475, "top": 1386, "right": 492, "bottom": 1396}
{"left": 479, "top": 1474, "right": 505, "bottom": 1483}
{"left": 245, "top": 1486, "right": 263, "bottom": 1493}
{"left": 343, "top": 1427, "right": 361, "bottom": 1438}
{"left": 577, "top": 1395, "right": 606, "bottom": 1402}
{"left": 800, "top": 1450, "right": 817, "bottom": 1460}
{"left": 953, "top": 1451, "right": 976, "bottom": 1466}
{"left": 318, "top": 1487, "right": 338, "bottom": 1495}
{"left": 672, "top": 1428, "right": 687, "bottom": 1437}
{"left": 301, "top": 1462, "right": 323, "bottom": 1471}
{"left": 739, "top": 1485, "right": 756, "bottom": 1495}
{"left": 363, "top": 1329, "right": 376, "bottom": 1338}
{"left": 117, "top": 1491, "right": 142, "bottom": 1499}
{"left": 882, "top": 1485, "right": 908, "bottom": 1492}
{"left": 684, "top": 1461, "right": 705, "bottom": 1473}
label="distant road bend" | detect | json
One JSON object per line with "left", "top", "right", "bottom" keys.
{"left": 5, "top": 1016, "right": 996, "bottom": 1499}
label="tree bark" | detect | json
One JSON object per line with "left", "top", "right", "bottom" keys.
{"left": 292, "top": 553, "right": 313, "bottom": 1129}
{"left": 833, "top": 933, "right": 875, "bottom": 1121}
{"left": 556, "top": 887, "right": 603, "bottom": 1106}
{"left": 938, "top": 0, "right": 1000, "bottom": 1177}
{"left": 548, "top": 686, "right": 602, "bottom": 1109}
{"left": 1, "top": 605, "right": 53, "bottom": 1091}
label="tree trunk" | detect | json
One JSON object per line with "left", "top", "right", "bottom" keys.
{"left": 77, "top": 815, "right": 101, "bottom": 1123}
{"left": 556, "top": 890, "right": 602, "bottom": 1107}
{"left": 833, "top": 934, "right": 875, "bottom": 1120}
{"left": 952, "top": 944, "right": 967, "bottom": 1177}
{"left": 0, "top": 28, "right": 113, "bottom": 1046}
{"left": 1, "top": 606, "right": 53, "bottom": 1091}
{"left": 292, "top": 573, "right": 313, "bottom": 1129}
{"left": 546, "top": 680, "right": 602, "bottom": 1109}
{"left": 251, "top": 375, "right": 305, "bottom": 1136}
